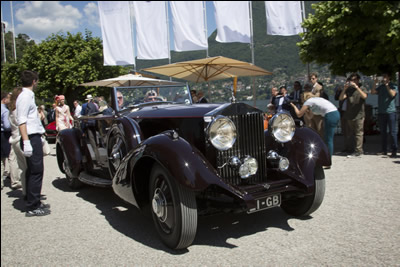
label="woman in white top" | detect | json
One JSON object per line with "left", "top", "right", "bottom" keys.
{"left": 55, "top": 95, "right": 73, "bottom": 131}
{"left": 8, "top": 87, "right": 25, "bottom": 190}
{"left": 291, "top": 94, "right": 340, "bottom": 161}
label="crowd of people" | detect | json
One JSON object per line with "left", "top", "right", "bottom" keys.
{"left": 0, "top": 70, "right": 113, "bottom": 217}
{"left": 267, "top": 72, "right": 398, "bottom": 163}
{"left": 1, "top": 69, "right": 398, "bottom": 216}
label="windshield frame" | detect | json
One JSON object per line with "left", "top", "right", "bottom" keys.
{"left": 111, "top": 83, "right": 191, "bottom": 112}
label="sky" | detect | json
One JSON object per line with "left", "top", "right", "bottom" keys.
{"left": 1, "top": 1, "right": 217, "bottom": 45}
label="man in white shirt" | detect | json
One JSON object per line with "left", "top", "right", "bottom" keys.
{"left": 73, "top": 100, "right": 82, "bottom": 119}
{"left": 16, "top": 70, "right": 50, "bottom": 217}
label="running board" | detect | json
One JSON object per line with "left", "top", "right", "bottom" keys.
{"left": 78, "top": 172, "right": 112, "bottom": 187}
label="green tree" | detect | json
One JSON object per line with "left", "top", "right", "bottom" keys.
{"left": 1, "top": 31, "right": 127, "bottom": 105}
{"left": 1, "top": 31, "right": 35, "bottom": 63}
{"left": 297, "top": 1, "right": 400, "bottom": 76}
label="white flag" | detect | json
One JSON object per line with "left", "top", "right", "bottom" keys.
{"left": 98, "top": 1, "right": 135, "bottom": 66}
{"left": 133, "top": 1, "right": 169, "bottom": 60}
{"left": 213, "top": 1, "right": 251, "bottom": 43}
{"left": 170, "top": 2, "right": 208, "bottom": 52}
{"left": 265, "top": 1, "right": 303, "bottom": 36}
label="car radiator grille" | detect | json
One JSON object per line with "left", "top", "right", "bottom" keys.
{"left": 217, "top": 112, "right": 267, "bottom": 185}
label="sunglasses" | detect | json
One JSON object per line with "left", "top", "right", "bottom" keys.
{"left": 117, "top": 96, "right": 123, "bottom": 100}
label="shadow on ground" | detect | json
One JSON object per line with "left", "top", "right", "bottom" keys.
{"left": 51, "top": 177, "right": 299, "bottom": 253}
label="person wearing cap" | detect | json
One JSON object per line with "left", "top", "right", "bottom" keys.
{"left": 55, "top": 95, "right": 73, "bottom": 131}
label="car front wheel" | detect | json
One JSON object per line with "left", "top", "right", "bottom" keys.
{"left": 149, "top": 164, "right": 197, "bottom": 249}
{"left": 281, "top": 165, "right": 325, "bottom": 216}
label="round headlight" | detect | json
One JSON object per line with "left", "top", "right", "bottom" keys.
{"left": 269, "top": 112, "right": 295, "bottom": 143}
{"left": 208, "top": 116, "right": 237, "bottom": 151}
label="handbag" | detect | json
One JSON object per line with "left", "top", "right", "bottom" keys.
{"left": 42, "top": 136, "right": 51, "bottom": 156}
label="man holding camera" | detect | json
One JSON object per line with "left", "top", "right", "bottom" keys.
{"left": 371, "top": 73, "right": 398, "bottom": 158}
{"left": 339, "top": 73, "right": 368, "bottom": 157}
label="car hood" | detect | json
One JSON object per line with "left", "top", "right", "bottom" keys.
{"left": 126, "top": 102, "right": 263, "bottom": 119}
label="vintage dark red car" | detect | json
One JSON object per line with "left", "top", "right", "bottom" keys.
{"left": 45, "top": 120, "right": 57, "bottom": 143}
{"left": 56, "top": 84, "right": 330, "bottom": 249}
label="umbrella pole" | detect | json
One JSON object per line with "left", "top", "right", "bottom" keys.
{"left": 233, "top": 77, "right": 237, "bottom": 97}
{"left": 252, "top": 77, "right": 256, "bottom": 108}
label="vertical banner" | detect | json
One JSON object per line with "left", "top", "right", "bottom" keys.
{"left": 133, "top": 1, "right": 169, "bottom": 60}
{"left": 213, "top": 1, "right": 251, "bottom": 43}
{"left": 170, "top": 1, "right": 208, "bottom": 52}
{"left": 98, "top": 1, "right": 135, "bottom": 66}
{"left": 265, "top": 1, "right": 303, "bottom": 36}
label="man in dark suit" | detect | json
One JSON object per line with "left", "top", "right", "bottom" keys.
{"left": 197, "top": 91, "right": 208, "bottom": 103}
{"left": 289, "top": 81, "right": 303, "bottom": 108}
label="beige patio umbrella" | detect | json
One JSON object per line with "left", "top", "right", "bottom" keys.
{"left": 79, "top": 73, "right": 182, "bottom": 87}
{"left": 142, "top": 56, "right": 272, "bottom": 96}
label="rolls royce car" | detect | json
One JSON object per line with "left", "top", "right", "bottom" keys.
{"left": 56, "top": 83, "right": 330, "bottom": 249}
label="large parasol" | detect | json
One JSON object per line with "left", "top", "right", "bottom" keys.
{"left": 79, "top": 73, "right": 182, "bottom": 87}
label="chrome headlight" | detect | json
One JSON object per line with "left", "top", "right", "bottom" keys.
{"left": 269, "top": 112, "right": 295, "bottom": 143}
{"left": 208, "top": 116, "right": 237, "bottom": 151}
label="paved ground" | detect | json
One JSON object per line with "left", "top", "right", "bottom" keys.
{"left": 1, "top": 135, "right": 399, "bottom": 266}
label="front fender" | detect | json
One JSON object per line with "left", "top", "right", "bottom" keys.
{"left": 56, "top": 128, "right": 83, "bottom": 177}
{"left": 290, "top": 127, "right": 330, "bottom": 181}
{"left": 265, "top": 126, "right": 330, "bottom": 188}
{"left": 127, "top": 131, "right": 239, "bottom": 192}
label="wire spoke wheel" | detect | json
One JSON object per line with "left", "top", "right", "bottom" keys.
{"left": 107, "top": 133, "right": 126, "bottom": 178}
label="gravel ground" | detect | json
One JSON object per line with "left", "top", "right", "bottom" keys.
{"left": 1, "top": 135, "right": 399, "bottom": 266}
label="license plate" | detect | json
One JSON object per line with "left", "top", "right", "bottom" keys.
{"left": 247, "top": 194, "right": 281, "bottom": 213}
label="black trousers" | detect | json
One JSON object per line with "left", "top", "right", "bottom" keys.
{"left": 22, "top": 134, "right": 44, "bottom": 210}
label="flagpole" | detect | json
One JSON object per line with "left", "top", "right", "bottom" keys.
{"left": 1, "top": 8, "right": 6, "bottom": 63}
{"left": 301, "top": 1, "right": 310, "bottom": 80}
{"left": 203, "top": 1, "right": 209, "bottom": 58}
{"left": 10, "top": 1, "right": 17, "bottom": 62}
{"left": 129, "top": 1, "right": 136, "bottom": 73}
{"left": 249, "top": 1, "right": 254, "bottom": 65}
{"left": 249, "top": 1, "right": 256, "bottom": 107}
{"left": 165, "top": 1, "right": 172, "bottom": 81}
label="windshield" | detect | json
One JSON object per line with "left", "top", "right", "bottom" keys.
{"left": 114, "top": 84, "right": 191, "bottom": 110}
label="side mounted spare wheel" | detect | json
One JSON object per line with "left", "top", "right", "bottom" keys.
{"left": 61, "top": 146, "right": 83, "bottom": 189}
{"left": 281, "top": 165, "right": 325, "bottom": 217}
{"left": 149, "top": 163, "right": 198, "bottom": 249}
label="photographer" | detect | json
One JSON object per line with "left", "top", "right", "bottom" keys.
{"left": 272, "top": 86, "right": 291, "bottom": 113}
{"left": 339, "top": 73, "right": 368, "bottom": 157}
{"left": 371, "top": 73, "right": 398, "bottom": 158}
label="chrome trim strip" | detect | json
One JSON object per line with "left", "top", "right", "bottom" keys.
{"left": 126, "top": 117, "right": 142, "bottom": 144}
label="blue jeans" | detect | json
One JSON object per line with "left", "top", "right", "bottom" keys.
{"left": 378, "top": 113, "right": 398, "bottom": 154}
{"left": 324, "top": 110, "right": 340, "bottom": 158}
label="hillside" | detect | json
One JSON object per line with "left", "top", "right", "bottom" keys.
{"left": 136, "top": 1, "right": 331, "bottom": 101}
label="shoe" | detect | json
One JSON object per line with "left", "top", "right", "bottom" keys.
{"left": 347, "top": 152, "right": 362, "bottom": 158}
{"left": 25, "top": 207, "right": 51, "bottom": 217}
{"left": 323, "top": 166, "right": 331, "bottom": 169}
{"left": 390, "top": 153, "right": 398, "bottom": 158}
{"left": 11, "top": 183, "right": 22, "bottom": 190}
{"left": 377, "top": 151, "right": 387, "bottom": 156}
{"left": 39, "top": 202, "right": 51, "bottom": 209}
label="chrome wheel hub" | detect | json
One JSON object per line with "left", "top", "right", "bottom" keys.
{"left": 152, "top": 188, "right": 167, "bottom": 222}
